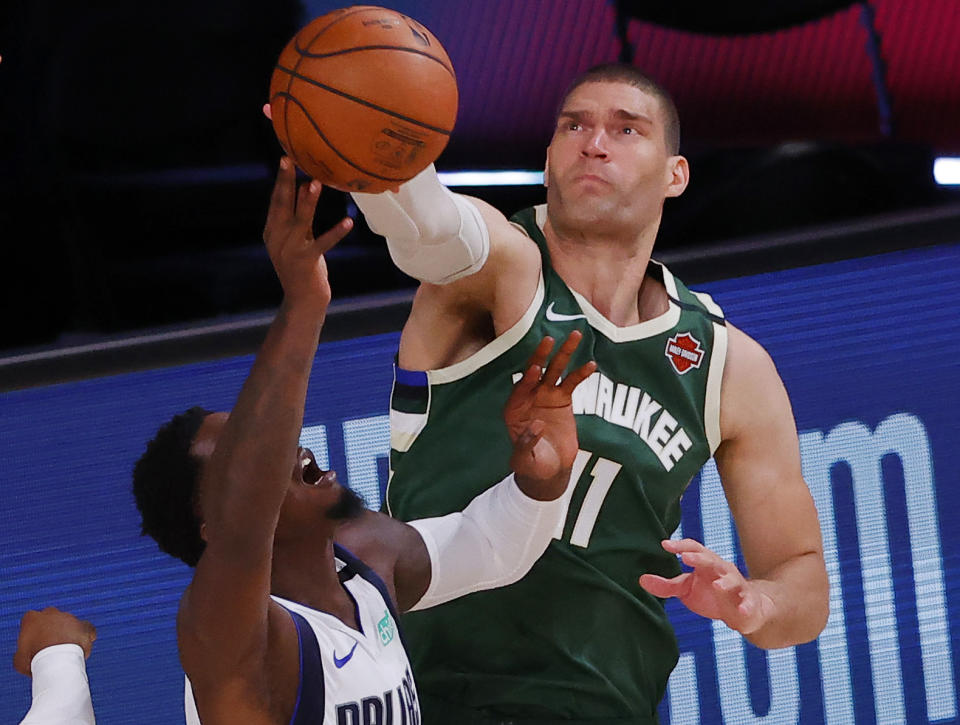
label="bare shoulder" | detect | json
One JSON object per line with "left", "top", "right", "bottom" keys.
{"left": 444, "top": 194, "right": 542, "bottom": 299}
{"left": 334, "top": 511, "right": 418, "bottom": 578}
{"left": 335, "top": 511, "right": 432, "bottom": 613}
{"left": 400, "top": 196, "right": 543, "bottom": 368}
{"left": 719, "top": 323, "right": 793, "bottom": 442}
{"left": 462, "top": 195, "right": 535, "bottom": 247}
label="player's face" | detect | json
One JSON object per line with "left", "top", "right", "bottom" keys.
{"left": 190, "top": 413, "right": 356, "bottom": 538}
{"left": 545, "top": 81, "right": 686, "bottom": 238}
{"left": 276, "top": 446, "right": 364, "bottom": 536}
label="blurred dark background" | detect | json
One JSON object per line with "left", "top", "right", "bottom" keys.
{"left": 2, "top": 0, "right": 959, "bottom": 355}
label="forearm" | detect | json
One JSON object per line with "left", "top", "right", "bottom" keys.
{"left": 20, "top": 645, "right": 95, "bottom": 725}
{"left": 744, "top": 550, "right": 829, "bottom": 649}
{"left": 205, "top": 299, "right": 324, "bottom": 542}
{"left": 407, "top": 473, "right": 565, "bottom": 610}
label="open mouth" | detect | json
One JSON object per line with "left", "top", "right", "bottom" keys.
{"left": 299, "top": 448, "right": 336, "bottom": 487}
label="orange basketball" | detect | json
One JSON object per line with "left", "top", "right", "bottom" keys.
{"left": 268, "top": 6, "right": 458, "bottom": 193}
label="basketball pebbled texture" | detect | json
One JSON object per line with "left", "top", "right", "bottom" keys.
{"left": 268, "top": 6, "right": 458, "bottom": 193}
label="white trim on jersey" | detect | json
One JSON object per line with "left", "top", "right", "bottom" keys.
{"left": 535, "top": 204, "right": 683, "bottom": 343}
{"left": 426, "top": 273, "right": 545, "bottom": 385}
{"left": 694, "top": 289, "right": 728, "bottom": 455}
{"left": 390, "top": 408, "right": 429, "bottom": 453}
{"left": 568, "top": 266, "right": 682, "bottom": 343}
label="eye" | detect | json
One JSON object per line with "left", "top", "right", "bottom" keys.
{"left": 300, "top": 448, "right": 322, "bottom": 485}
{"left": 622, "top": 127, "right": 636, "bottom": 135}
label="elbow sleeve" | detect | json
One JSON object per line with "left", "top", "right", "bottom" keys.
{"left": 351, "top": 164, "right": 490, "bottom": 284}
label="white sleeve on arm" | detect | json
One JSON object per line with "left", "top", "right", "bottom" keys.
{"left": 350, "top": 164, "right": 489, "bottom": 284}
{"left": 407, "top": 473, "right": 565, "bottom": 611}
{"left": 20, "top": 645, "right": 95, "bottom": 725}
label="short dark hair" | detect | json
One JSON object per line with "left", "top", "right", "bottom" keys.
{"left": 132, "top": 407, "right": 211, "bottom": 567}
{"left": 557, "top": 63, "right": 681, "bottom": 154}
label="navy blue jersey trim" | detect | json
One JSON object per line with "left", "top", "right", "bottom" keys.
{"left": 287, "top": 609, "right": 325, "bottom": 725}
{"left": 334, "top": 544, "right": 401, "bottom": 621}
{"left": 334, "top": 544, "right": 408, "bottom": 651}
{"left": 394, "top": 367, "right": 428, "bottom": 388}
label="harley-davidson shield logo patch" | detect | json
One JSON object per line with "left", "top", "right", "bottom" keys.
{"left": 665, "top": 333, "right": 704, "bottom": 374}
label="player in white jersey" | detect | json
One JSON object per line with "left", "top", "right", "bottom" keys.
{"left": 184, "top": 547, "right": 420, "bottom": 725}
{"left": 126, "top": 160, "right": 594, "bottom": 725}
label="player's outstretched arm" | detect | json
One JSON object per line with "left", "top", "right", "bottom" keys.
{"left": 179, "top": 158, "right": 352, "bottom": 671}
{"left": 339, "top": 333, "right": 594, "bottom": 612}
{"left": 640, "top": 324, "right": 828, "bottom": 649}
{"left": 15, "top": 608, "right": 97, "bottom": 725}
{"left": 261, "top": 104, "right": 541, "bottom": 368}
{"left": 351, "top": 165, "right": 543, "bottom": 368}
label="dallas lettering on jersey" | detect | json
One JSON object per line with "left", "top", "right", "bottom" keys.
{"left": 336, "top": 666, "right": 419, "bottom": 725}
{"left": 512, "top": 370, "right": 694, "bottom": 471}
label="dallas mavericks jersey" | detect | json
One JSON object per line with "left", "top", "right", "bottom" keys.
{"left": 387, "top": 205, "right": 727, "bottom": 722}
{"left": 185, "top": 545, "right": 420, "bottom": 725}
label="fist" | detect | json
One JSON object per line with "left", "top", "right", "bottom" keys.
{"left": 14, "top": 607, "right": 96, "bottom": 676}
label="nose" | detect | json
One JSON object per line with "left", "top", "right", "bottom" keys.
{"left": 581, "top": 129, "right": 608, "bottom": 159}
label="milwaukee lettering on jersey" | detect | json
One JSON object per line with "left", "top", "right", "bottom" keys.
{"left": 511, "top": 370, "right": 694, "bottom": 471}
{"left": 571, "top": 372, "right": 693, "bottom": 470}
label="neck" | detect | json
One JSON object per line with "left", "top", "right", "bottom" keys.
{"left": 270, "top": 535, "right": 359, "bottom": 629}
{"left": 543, "top": 213, "right": 663, "bottom": 326}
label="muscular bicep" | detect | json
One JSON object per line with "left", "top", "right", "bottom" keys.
{"left": 715, "top": 325, "right": 824, "bottom": 580}
{"left": 457, "top": 195, "right": 542, "bottom": 321}
{"left": 399, "top": 196, "right": 542, "bottom": 370}
{"left": 177, "top": 540, "right": 273, "bottom": 677}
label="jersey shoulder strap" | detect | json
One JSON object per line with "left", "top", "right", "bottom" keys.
{"left": 335, "top": 543, "right": 409, "bottom": 652}
{"left": 651, "top": 261, "right": 727, "bottom": 325}
{"left": 334, "top": 544, "right": 404, "bottom": 628}
{"left": 286, "top": 608, "right": 325, "bottom": 725}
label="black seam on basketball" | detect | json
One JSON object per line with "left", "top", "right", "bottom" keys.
{"left": 292, "top": 45, "right": 454, "bottom": 77}
{"left": 275, "top": 92, "right": 410, "bottom": 183}
{"left": 274, "top": 64, "right": 452, "bottom": 135}
{"left": 295, "top": 7, "right": 376, "bottom": 54}
{"left": 283, "top": 8, "right": 372, "bottom": 171}
{"left": 293, "top": 7, "right": 387, "bottom": 57}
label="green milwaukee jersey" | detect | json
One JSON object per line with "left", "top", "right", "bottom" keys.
{"left": 387, "top": 205, "right": 728, "bottom": 723}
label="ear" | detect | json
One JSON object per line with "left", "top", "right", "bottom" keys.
{"left": 199, "top": 522, "right": 208, "bottom": 543}
{"left": 665, "top": 155, "right": 689, "bottom": 199}
{"left": 543, "top": 152, "right": 550, "bottom": 188}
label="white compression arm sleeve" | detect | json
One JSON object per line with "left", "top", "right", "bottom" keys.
{"left": 407, "top": 473, "right": 565, "bottom": 611}
{"left": 20, "top": 645, "right": 95, "bottom": 725}
{"left": 350, "top": 164, "right": 490, "bottom": 284}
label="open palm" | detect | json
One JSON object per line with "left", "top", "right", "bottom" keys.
{"left": 503, "top": 333, "right": 595, "bottom": 499}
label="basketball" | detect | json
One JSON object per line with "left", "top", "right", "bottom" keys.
{"left": 268, "top": 6, "right": 458, "bottom": 193}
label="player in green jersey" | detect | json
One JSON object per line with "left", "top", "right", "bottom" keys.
{"left": 350, "top": 63, "right": 829, "bottom": 723}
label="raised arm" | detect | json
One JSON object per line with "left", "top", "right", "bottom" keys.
{"left": 640, "top": 324, "right": 829, "bottom": 648}
{"left": 178, "top": 159, "right": 352, "bottom": 671}
{"left": 351, "top": 166, "right": 543, "bottom": 368}
{"left": 339, "top": 333, "right": 595, "bottom": 612}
